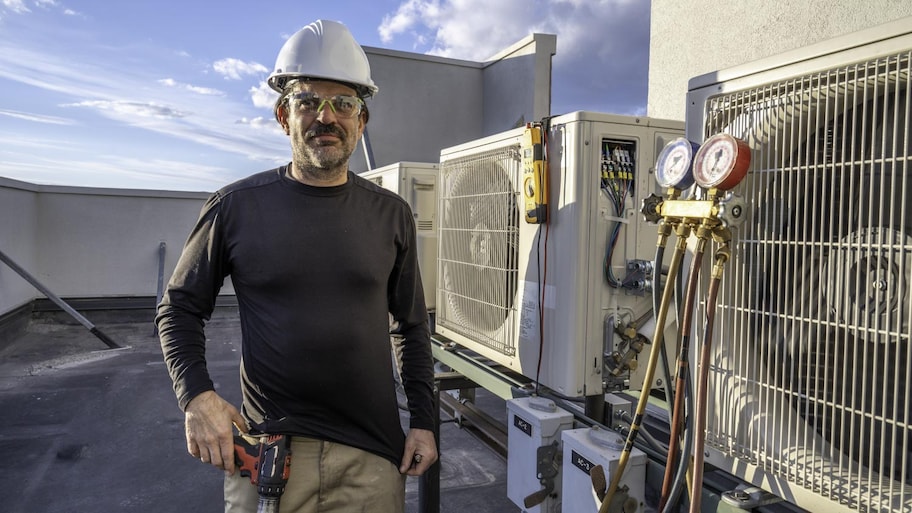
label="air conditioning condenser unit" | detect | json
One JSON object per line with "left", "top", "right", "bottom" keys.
{"left": 686, "top": 17, "right": 912, "bottom": 513}
{"left": 434, "top": 112, "right": 684, "bottom": 397}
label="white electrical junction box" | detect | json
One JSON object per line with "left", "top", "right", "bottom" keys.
{"left": 506, "top": 397, "right": 574, "bottom": 513}
{"left": 560, "top": 427, "right": 646, "bottom": 513}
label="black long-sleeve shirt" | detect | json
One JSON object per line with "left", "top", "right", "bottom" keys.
{"left": 156, "top": 166, "right": 435, "bottom": 465}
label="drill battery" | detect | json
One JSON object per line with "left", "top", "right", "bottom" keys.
{"left": 234, "top": 434, "right": 293, "bottom": 511}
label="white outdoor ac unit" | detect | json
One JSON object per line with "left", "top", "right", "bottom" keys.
{"left": 686, "top": 18, "right": 912, "bottom": 512}
{"left": 435, "top": 112, "right": 684, "bottom": 397}
{"left": 361, "top": 162, "right": 439, "bottom": 311}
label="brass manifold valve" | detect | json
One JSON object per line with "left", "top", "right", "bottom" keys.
{"left": 641, "top": 188, "right": 747, "bottom": 232}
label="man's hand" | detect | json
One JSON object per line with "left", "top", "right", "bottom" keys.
{"left": 184, "top": 390, "right": 247, "bottom": 475}
{"left": 399, "top": 428, "right": 438, "bottom": 476}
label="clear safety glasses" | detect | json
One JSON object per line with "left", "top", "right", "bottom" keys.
{"left": 287, "top": 92, "right": 364, "bottom": 119}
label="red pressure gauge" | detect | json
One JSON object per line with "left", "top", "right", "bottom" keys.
{"left": 692, "top": 133, "right": 751, "bottom": 190}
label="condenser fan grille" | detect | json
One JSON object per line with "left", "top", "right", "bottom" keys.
{"left": 703, "top": 50, "right": 912, "bottom": 511}
{"left": 436, "top": 145, "right": 521, "bottom": 355}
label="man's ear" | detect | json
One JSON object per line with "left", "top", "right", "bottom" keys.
{"left": 276, "top": 104, "right": 290, "bottom": 135}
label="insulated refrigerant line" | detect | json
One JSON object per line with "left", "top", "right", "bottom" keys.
{"left": 658, "top": 235, "right": 706, "bottom": 512}
{"left": 0, "top": 248, "right": 120, "bottom": 349}
{"left": 661, "top": 364, "right": 694, "bottom": 513}
{"left": 689, "top": 242, "right": 730, "bottom": 513}
{"left": 658, "top": 217, "right": 716, "bottom": 511}
{"left": 599, "top": 224, "right": 691, "bottom": 513}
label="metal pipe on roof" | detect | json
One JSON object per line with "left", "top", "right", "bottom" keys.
{"left": 0, "top": 248, "right": 120, "bottom": 349}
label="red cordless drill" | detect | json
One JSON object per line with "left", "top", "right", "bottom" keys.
{"left": 234, "top": 434, "right": 293, "bottom": 513}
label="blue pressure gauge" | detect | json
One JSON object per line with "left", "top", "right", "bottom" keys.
{"left": 655, "top": 138, "right": 699, "bottom": 189}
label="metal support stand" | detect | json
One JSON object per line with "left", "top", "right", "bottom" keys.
{"left": 418, "top": 372, "right": 481, "bottom": 513}
{"left": 419, "top": 381, "right": 441, "bottom": 513}
{"left": 0, "top": 248, "right": 120, "bottom": 349}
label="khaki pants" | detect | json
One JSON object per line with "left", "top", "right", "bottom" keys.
{"left": 224, "top": 436, "right": 405, "bottom": 513}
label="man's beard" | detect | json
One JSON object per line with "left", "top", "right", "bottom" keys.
{"left": 291, "top": 123, "right": 354, "bottom": 181}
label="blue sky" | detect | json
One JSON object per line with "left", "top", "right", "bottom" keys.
{"left": 0, "top": 0, "right": 650, "bottom": 191}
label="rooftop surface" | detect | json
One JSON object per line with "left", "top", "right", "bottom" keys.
{"left": 0, "top": 308, "right": 519, "bottom": 513}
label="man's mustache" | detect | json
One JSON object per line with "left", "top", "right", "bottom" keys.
{"left": 307, "top": 123, "right": 346, "bottom": 140}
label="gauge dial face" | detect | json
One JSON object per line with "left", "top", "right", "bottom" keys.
{"left": 655, "top": 138, "right": 697, "bottom": 189}
{"left": 693, "top": 133, "right": 751, "bottom": 190}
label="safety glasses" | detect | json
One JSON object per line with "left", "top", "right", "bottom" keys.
{"left": 287, "top": 92, "right": 364, "bottom": 119}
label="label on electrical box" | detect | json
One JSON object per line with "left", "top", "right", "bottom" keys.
{"left": 571, "top": 450, "right": 595, "bottom": 475}
{"left": 513, "top": 415, "right": 533, "bottom": 437}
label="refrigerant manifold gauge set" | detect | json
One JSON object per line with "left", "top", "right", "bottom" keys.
{"left": 644, "top": 133, "right": 752, "bottom": 227}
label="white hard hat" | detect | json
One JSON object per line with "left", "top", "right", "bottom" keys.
{"left": 267, "top": 19, "right": 378, "bottom": 97}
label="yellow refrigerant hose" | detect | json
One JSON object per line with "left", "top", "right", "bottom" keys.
{"left": 599, "top": 222, "right": 691, "bottom": 513}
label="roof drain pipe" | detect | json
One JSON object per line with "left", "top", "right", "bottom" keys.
{"left": 0, "top": 248, "right": 120, "bottom": 349}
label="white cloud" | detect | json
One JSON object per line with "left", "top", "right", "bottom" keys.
{"left": 0, "top": 108, "right": 75, "bottom": 125}
{"left": 213, "top": 58, "right": 268, "bottom": 80}
{"left": 0, "top": 150, "right": 234, "bottom": 191}
{"left": 0, "top": 38, "right": 287, "bottom": 161}
{"left": 5, "top": 0, "right": 81, "bottom": 17}
{"left": 186, "top": 84, "right": 222, "bottom": 96}
{"left": 249, "top": 82, "right": 278, "bottom": 109}
{"left": 158, "top": 78, "right": 224, "bottom": 96}
{"left": 0, "top": 8, "right": 291, "bottom": 190}
{"left": 0, "top": 130, "right": 278, "bottom": 191}
{"left": 378, "top": 0, "right": 426, "bottom": 44}
{"left": 379, "top": 0, "right": 534, "bottom": 60}
{"left": 378, "top": 0, "right": 650, "bottom": 115}
{"left": 63, "top": 100, "right": 188, "bottom": 119}
{"left": 0, "top": 133, "right": 82, "bottom": 156}
{"left": 236, "top": 116, "right": 281, "bottom": 131}
{"left": 2, "top": 0, "right": 30, "bottom": 14}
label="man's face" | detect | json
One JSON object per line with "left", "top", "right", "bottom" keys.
{"left": 280, "top": 80, "right": 366, "bottom": 183}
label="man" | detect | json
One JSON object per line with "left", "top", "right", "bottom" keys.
{"left": 156, "top": 19, "right": 438, "bottom": 513}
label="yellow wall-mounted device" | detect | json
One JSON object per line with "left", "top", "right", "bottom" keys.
{"left": 522, "top": 123, "right": 548, "bottom": 224}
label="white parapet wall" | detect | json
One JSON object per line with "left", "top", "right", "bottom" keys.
{"left": 0, "top": 177, "right": 223, "bottom": 318}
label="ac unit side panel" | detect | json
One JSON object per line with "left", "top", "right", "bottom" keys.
{"left": 403, "top": 166, "right": 439, "bottom": 311}
{"left": 522, "top": 119, "right": 667, "bottom": 395}
{"left": 360, "top": 166, "right": 401, "bottom": 193}
{"left": 361, "top": 163, "right": 439, "bottom": 310}
{"left": 686, "top": 23, "right": 912, "bottom": 512}
{"left": 513, "top": 118, "right": 597, "bottom": 396}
